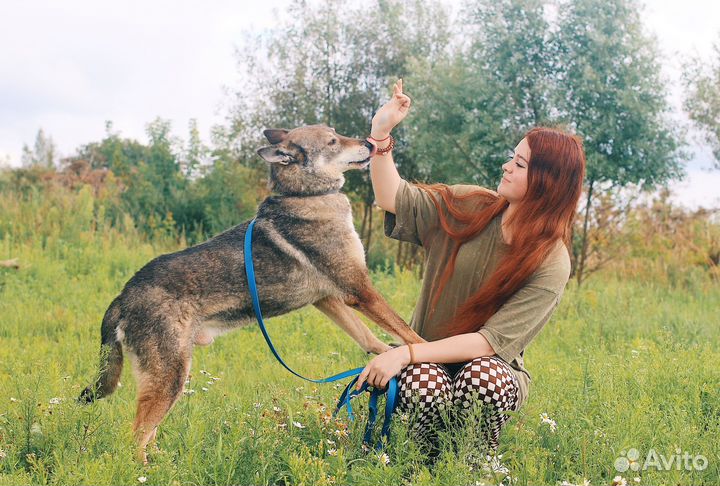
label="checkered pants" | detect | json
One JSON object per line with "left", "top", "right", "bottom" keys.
{"left": 397, "top": 356, "right": 520, "bottom": 452}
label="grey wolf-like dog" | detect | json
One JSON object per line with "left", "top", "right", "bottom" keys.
{"left": 79, "top": 124, "right": 425, "bottom": 463}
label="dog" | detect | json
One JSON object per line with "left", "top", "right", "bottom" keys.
{"left": 79, "top": 124, "right": 426, "bottom": 463}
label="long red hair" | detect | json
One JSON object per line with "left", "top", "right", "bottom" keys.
{"left": 413, "top": 126, "right": 586, "bottom": 336}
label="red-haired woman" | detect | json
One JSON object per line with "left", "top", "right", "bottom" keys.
{"left": 358, "top": 79, "right": 586, "bottom": 457}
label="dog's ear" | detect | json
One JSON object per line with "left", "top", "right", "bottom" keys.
{"left": 263, "top": 129, "right": 289, "bottom": 145}
{"left": 256, "top": 146, "right": 293, "bottom": 165}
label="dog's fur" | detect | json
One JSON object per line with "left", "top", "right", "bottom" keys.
{"left": 79, "top": 124, "right": 425, "bottom": 463}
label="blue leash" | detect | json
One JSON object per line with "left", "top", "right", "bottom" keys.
{"left": 244, "top": 217, "right": 398, "bottom": 450}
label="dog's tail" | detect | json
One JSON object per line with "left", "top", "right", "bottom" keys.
{"left": 78, "top": 301, "right": 124, "bottom": 404}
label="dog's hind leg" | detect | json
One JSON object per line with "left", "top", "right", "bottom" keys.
{"left": 131, "top": 349, "right": 191, "bottom": 464}
{"left": 314, "top": 296, "right": 391, "bottom": 354}
{"left": 347, "top": 287, "right": 426, "bottom": 345}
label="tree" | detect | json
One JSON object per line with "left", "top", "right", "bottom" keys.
{"left": 406, "top": 0, "right": 556, "bottom": 187}
{"left": 682, "top": 39, "right": 720, "bottom": 169}
{"left": 181, "top": 119, "right": 209, "bottom": 180}
{"left": 554, "top": 0, "right": 687, "bottom": 284}
{"left": 21, "top": 128, "right": 57, "bottom": 168}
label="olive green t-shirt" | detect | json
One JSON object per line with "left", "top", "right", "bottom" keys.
{"left": 384, "top": 179, "right": 571, "bottom": 409}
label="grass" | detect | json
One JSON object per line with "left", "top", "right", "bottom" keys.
{"left": 0, "top": 208, "right": 719, "bottom": 485}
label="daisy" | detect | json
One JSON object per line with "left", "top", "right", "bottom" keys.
{"left": 539, "top": 412, "right": 557, "bottom": 432}
{"left": 611, "top": 476, "right": 627, "bottom": 486}
{"left": 292, "top": 421, "right": 305, "bottom": 429}
{"left": 137, "top": 476, "right": 147, "bottom": 483}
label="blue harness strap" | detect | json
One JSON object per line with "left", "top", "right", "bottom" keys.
{"left": 244, "top": 217, "right": 398, "bottom": 449}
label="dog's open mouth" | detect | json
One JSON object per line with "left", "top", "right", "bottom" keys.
{"left": 349, "top": 157, "right": 371, "bottom": 169}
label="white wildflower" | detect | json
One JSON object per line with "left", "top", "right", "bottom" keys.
{"left": 254, "top": 402, "right": 262, "bottom": 409}
{"left": 0, "top": 448, "right": 6, "bottom": 460}
{"left": 540, "top": 412, "right": 557, "bottom": 432}
{"left": 137, "top": 476, "right": 147, "bottom": 483}
{"left": 273, "top": 406, "right": 282, "bottom": 413}
{"left": 481, "top": 454, "right": 509, "bottom": 475}
{"left": 379, "top": 452, "right": 390, "bottom": 465}
{"left": 9, "top": 397, "right": 18, "bottom": 403}
{"left": 326, "top": 439, "right": 336, "bottom": 446}
{"left": 327, "top": 448, "right": 338, "bottom": 456}
{"left": 334, "top": 429, "right": 349, "bottom": 438}
{"left": 633, "top": 478, "right": 641, "bottom": 483}
{"left": 184, "top": 389, "right": 195, "bottom": 395}
{"left": 200, "top": 369, "right": 210, "bottom": 375}
{"left": 292, "top": 421, "right": 305, "bottom": 429}
{"left": 277, "top": 423, "right": 287, "bottom": 429}
{"left": 612, "top": 476, "right": 627, "bottom": 486}
{"left": 49, "top": 397, "right": 62, "bottom": 405}
{"left": 201, "top": 387, "right": 209, "bottom": 392}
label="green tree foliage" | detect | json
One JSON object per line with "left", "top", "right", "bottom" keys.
{"left": 406, "top": 0, "right": 556, "bottom": 185}
{"left": 553, "top": 0, "right": 687, "bottom": 283}
{"left": 683, "top": 39, "right": 720, "bottom": 169}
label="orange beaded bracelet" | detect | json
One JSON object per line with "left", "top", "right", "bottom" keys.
{"left": 373, "top": 134, "right": 395, "bottom": 155}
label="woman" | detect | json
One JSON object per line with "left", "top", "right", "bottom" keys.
{"left": 358, "top": 79, "right": 586, "bottom": 455}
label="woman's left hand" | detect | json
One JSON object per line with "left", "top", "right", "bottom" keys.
{"left": 356, "top": 345, "right": 411, "bottom": 391}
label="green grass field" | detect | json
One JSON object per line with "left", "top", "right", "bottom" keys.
{"left": 1, "top": 208, "right": 719, "bottom": 486}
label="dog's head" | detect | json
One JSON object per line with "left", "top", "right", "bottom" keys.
{"left": 256, "top": 124, "right": 376, "bottom": 196}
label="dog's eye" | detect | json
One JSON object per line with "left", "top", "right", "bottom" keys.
{"left": 329, "top": 139, "right": 337, "bottom": 145}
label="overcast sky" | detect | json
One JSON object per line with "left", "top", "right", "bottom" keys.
{"left": 0, "top": 0, "right": 718, "bottom": 208}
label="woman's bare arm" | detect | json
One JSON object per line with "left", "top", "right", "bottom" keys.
{"left": 356, "top": 332, "right": 497, "bottom": 390}
{"left": 369, "top": 79, "right": 411, "bottom": 214}
{"left": 369, "top": 133, "right": 402, "bottom": 214}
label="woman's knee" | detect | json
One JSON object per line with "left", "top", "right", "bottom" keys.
{"left": 398, "top": 363, "right": 452, "bottom": 410}
{"left": 452, "top": 356, "right": 519, "bottom": 410}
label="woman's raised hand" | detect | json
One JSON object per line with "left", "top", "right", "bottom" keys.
{"left": 371, "top": 78, "right": 412, "bottom": 138}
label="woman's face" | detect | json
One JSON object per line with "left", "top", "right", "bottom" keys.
{"left": 497, "top": 137, "right": 530, "bottom": 202}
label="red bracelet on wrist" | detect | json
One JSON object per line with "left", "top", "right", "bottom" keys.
{"left": 374, "top": 135, "right": 395, "bottom": 155}
{"left": 368, "top": 134, "right": 391, "bottom": 142}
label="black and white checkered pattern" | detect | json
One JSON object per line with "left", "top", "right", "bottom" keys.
{"left": 397, "top": 363, "right": 452, "bottom": 433}
{"left": 397, "top": 357, "right": 520, "bottom": 452}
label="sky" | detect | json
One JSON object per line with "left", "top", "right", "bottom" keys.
{"left": 0, "top": 0, "right": 718, "bottom": 209}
